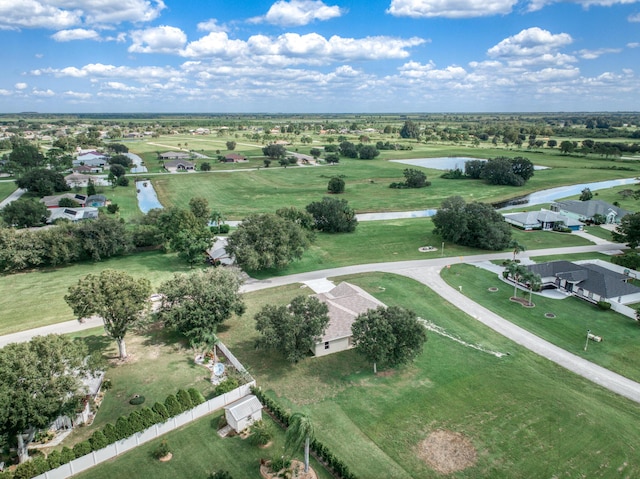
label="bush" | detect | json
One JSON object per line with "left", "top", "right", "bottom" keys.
{"left": 115, "top": 416, "right": 134, "bottom": 439}
{"left": 101, "top": 378, "right": 113, "bottom": 390}
{"left": 153, "top": 439, "right": 171, "bottom": 459}
{"left": 597, "top": 300, "right": 612, "bottom": 310}
{"left": 117, "top": 175, "right": 129, "bottom": 187}
{"left": 60, "top": 446, "right": 75, "bottom": 465}
{"left": 129, "top": 394, "right": 145, "bottom": 405}
{"left": 188, "top": 387, "right": 206, "bottom": 405}
{"left": 58, "top": 197, "right": 80, "bottom": 207}
{"left": 140, "top": 407, "right": 162, "bottom": 428}
{"left": 73, "top": 440, "right": 92, "bottom": 458}
{"left": 164, "top": 394, "right": 183, "bottom": 417}
{"left": 214, "top": 378, "right": 239, "bottom": 397}
{"left": 107, "top": 203, "right": 120, "bottom": 214}
{"left": 177, "top": 389, "right": 193, "bottom": 410}
{"left": 208, "top": 471, "right": 233, "bottom": 479}
{"left": 249, "top": 420, "right": 273, "bottom": 446}
{"left": 102, "top": 423, "right": 118, "bottom": 443}
{"left": 153, "top": 401, "right": 170, "bottom": 421}
{"left": 270, "top": 456, "right": 291, "bottom": 473}
{"left": 327, "top": 176, "right": 345, "bottom": 194}
{"left": 47, "top": 449, "right": 62, "bottom": 469}
{"left": 127, "top": 410, "right": 146, "bottom": 433}
{"left": 89, "top": 430, "right": 109, "bottom": 451}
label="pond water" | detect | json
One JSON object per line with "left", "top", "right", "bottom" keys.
{"left": 127, "top": 152, "right": 148, "bottom": 173}
{"left": 136, "top": 180, "right": 163, "bottom": 213}
{"left": 391, "top": 157, "right": 549, "bottom": 171}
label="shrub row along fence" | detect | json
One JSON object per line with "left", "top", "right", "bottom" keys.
{"left": 3, "top": 342, "right": 257, "bottom": 479}
{"left": 251, "top": 387, "right": 357, "bottom": 479}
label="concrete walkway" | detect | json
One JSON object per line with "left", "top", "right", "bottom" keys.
{"left": 0, "top": 188, "right": 26, "bottom": 209}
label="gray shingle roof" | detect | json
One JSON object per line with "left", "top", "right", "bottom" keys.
{"left": 552, "top": 199, "right": 632, "bottom": 219}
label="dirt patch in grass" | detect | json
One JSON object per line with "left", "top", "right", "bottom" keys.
{"left": 509, "top": 296, "right": 535, "bottom": 308}
{"left": 416, "top": 430, "right": 477, "bottom": 474}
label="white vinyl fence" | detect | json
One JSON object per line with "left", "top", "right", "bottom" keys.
{"left": 36, "top": 342, "right": 255, "bottom": 479}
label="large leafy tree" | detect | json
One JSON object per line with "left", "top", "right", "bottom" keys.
{"left": 226, "top": 213, "right": 311, "bottom": 271}
{"left": 432, "top": 196, "right": 511, "bottom": 250}
{"left": 305, "top": 197, "right": 358, "bottom": 233}
{"left": 285, "top": 413, "right": 315, "bottom": 473}
{"left": 351, "top": 306, "right": 427, "bottom": 373}
{"left": 157, "top": 268, "right": 246, "bottom": 348}
{"left": 403, "top": 168, "right": 428, "bottom": 188}
{"left": 1, "top": 198, "right": 50, "bottom": 228}
{"left": 15, "top": 168, "right": 70, "bottom": 195}
{"left": 65, "top": 270, "right": 151, "bottom": 359}
{"left": 0, "top": 335, "right": 92, "bottom": 463}
{"left": 262, "top": 144, "right": 286, "bottom": 160}
{"left": 254, "top": 295, "right": 329, "bottom": 363}
{"left": 613, "top": 212, "right": 640, "bottom": 248}
{"left": 6, "top": 143, "right": 45, "bottom": 174}
{"left": 189, "top": 196, "right": 211, "bottom": 227}
{"left": 170, "top": 227, "right": 214, "bottom": 268}
{"left": 399, "top": 120, "right": 419, "bottom": 139}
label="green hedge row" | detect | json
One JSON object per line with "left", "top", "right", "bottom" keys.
{"left": 251, "top": 387, "right": 356, "bottom": 479}
{"left": 6, "top": 387, "right": 207, "bottom": 479}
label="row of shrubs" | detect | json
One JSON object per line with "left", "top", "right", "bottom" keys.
{"left": 4, "top": 388, "right": 207, "bottom": 479}
{"left": 251, "top": 387, "right": 356, "bottom": 479}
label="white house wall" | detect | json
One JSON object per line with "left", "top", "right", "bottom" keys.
{"left": 314, "top": 337, "right": 351, "bottom": 357}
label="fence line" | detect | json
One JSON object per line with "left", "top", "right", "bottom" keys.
{"left": 35, "top": 346, "right": 256, "bottom": 479}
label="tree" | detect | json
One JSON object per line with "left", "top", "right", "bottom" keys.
{"left": 65, "top": 270, "right": 151, "bottom": 359}
{"left": 226, "top": 213, "right": 311, "bottom": 270}
{"left": 327, "top": 176, "right": 345, "bottom": 194}
{"left": 0, "top": 335, "right": 91, "bottom": 463}
{"left": 580, "top": 187, "right": 593, "bottom": 201}
{"left": 508, "top": 239, "right": 526, "bottom": 261}
{"left": 505, "top": 262, "right": 526, "bottom": 299}
{"left": 109, "top": 154, "right": 132, "bottom": 168}
{"left": 15, "top": 168, "right": 70, "bottom": 195}
{"left": 157, "top": 268, "right": 245, "bottom": 349}
{"left": 226, "top": 141, "right": 236, "bottom": 151}
{"left": 275, "top": 206, "right": 315, "bottom": 231}
{"left": 262, "top": 144, "right": 286, "bottom": 160}
{"left": 481, "top": 157, "right": 524, "bottom": 186}
{"left": 254, "top": 295, "right": 329, "bottom": 363}
{"left": 547, "top": 139, "right": 558, "bottom": 148}
{"left": 464, "top": 160, "right": 485, "bottom": 179}
{"left": 305, "top": 197, "right": 358, "bottom": 233}
{"left": 170, "top": 227, "right": 214, "bottom": 267}
{"left": 109, "top": 164, "right": 126, "bottom": 178}
{"left": 613, "top": 212, "right": 640, "bottom": 248}
{"left": 358, "top": 145, "right": 379, "bottom": 159}
{"left": 338, "top": 141, "right": 358, "bottom": 158}
{"left": 511, "top": 157, "right": 534, "bottom": 181}
{"left": 403, "top": 168, "right": 428, "bottom": 188}
{"left": 351, "top": 306, "right": 427, "bottom": 373}
{"left": 399, "top": 120, "right": 419, "bottom": 139}
{"left": 324, "top": 153, "right": 339, "bottom": 164}
{"left": 86, "top": 179, "right": 97, "bottom": 197}
{"left": 6, "top": 143, "right": 45, "bottom": 174}
{"left": 432, "top": 196, "right": 512, "bottom": 250}
{"left": 200, "top": 162, "right": 211, "bottom": 171}
{"left": 1, "top": 198, "right": 50, "bottom": 228}
{"left": 285, "top": 413, "right": 315, "bottom": 473}
{"left": 189, "top": 196, "right": 211, "bottom": 227}
{"left": 560, "top": 140, "right": 576, "bottom": 154}
{"left": 310, "top": 148, "right": 322, "bottom": 159}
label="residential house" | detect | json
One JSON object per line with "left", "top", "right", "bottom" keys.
{"left": 163, "top": 159, "right": 195, "bottom": 172}
{"left": 311, "top": 282, "right": 386, "bottom": 357}
{"left": 73, "top": 164, "right": 102, "bottom": 174}
{"left": 224, "top": 395, "right": 262, "bottom": 433}
{"left": 158, "top": 151, "right": 192, "bottom": 160}
{"left": 72, "top": 151, "right": 108, "bottom": 168}
{"left": 526, "top": 260, "right": 640, "bottom": 304}
{"left": 65, "top": 173, "right": 94, "bottom": 188}
{"left": 41, "top": 193, "right": 87, "bottom": 208}
{"left": 223, "top": 153, "right": 247, "bottom": 163}
{"left": 550, "top": 199, "right": 632, "bottom": 224}
{"left": 503, "top": 209, "right": 584, "bottom": 231}
{"left": 48, "top": 207, "right": 99, "bottom": 223}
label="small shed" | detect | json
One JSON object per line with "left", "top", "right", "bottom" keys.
{"left": 224, "top": 395, "right": 262, "bottom": 433}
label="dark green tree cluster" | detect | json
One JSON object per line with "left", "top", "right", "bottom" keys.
{"left": 399, "top": 120, "right": 420, "bottom": 139}
{"left": 351, "top": 306, "right": 427, "bottom": 373}
{"left": 306, "top": 197, "right": 358, "bottom": 233}
{"left": 432, "top": 196, "right": 512, "bottom": 250}
{"left": 338, "top": 141, "right": 379, "bottom": 159}
{"left": 15, "top": 168, "right": 70, "bottom": 195}
{"left": 463, "top": 157, "right": 534, "bottom": 186}
{"left": 390, "top": 168, "right": 430, "bottom": 189}
{"left": 1, "top": 199, "right": 50, "bottom": 228}
{"left": 613, "top": 212, "right": 640, "bottom": 248}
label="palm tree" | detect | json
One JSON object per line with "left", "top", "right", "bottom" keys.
{"left": 285, "top": 413, "right": 315, "bottom": 473}
{"left": 506, "top": 262, "right": 523, "bottom": 299}
{"left": 509, "top": 240, "right": 526, "bottom": 261}
{"left": 526, "top": 272, "right": 541, "bottom": 306}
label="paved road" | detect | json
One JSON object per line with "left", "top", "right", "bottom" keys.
{"left": 0, "top": 187, "right": 26, "bottom": 209}
{"left": 4, "top": 242, "right": 640, "bottom": 404}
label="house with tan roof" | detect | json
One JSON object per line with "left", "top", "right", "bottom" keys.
{"left": 311, "top": 282, "right": 386, "bottom": 357}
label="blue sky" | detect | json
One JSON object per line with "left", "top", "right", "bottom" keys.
{"left": 1, "top": 0, "right": 639, "bottom": 113}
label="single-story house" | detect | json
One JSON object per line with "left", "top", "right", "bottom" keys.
{"left": 311, "top": 282, "right": 386, "bottom": 357}
{"left": 224, "top": 395, "right": 262, "bottom": 433}
{"left": 207, "top": 238, "right": 233, "bottom": 266}
{"left": 158, "top": 151, "right": 192, "bottom": 160}
{"left": 526, "top": 260, "right": 640, "bottom": 304}
{"left": 163, "top": 159, "right": 195, "bottom": 172}
{"left": 503, "top": 209, "right": 584, "bottom": 231}
{"left": 550, "top": 200, "right": 632, "bottom": 224}
{"left": 48, "top": 207, "right": 99, "bottom": 223}
{"left": 72, "top": 152, "right": 108, "bottom": 168}
{"left": 223, "top": 153, "right": 248, "bottom": 163}
{"left": 65, "top": 173, "right": 94, "bottom": 188}
{"left": 87, "top": 194, "right": 107, "bottom": 207}
{"left": 73, "top": 164, "right": 102, "bottom": 174}
{"left": 41, "top": 193, "right": 87, "bottom": 208}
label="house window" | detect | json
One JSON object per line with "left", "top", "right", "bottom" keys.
{"left": 324, "top": 342, "right": 330, "bottom": 350}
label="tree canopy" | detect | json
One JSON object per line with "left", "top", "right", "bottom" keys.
{"left": 403, "top": 168, "right": 428, "bottom": 188}
{"left": 15, "top": 168, "right": 70, "bottom": 195}
{"left": 1, "top": 198, "right": 50, "bottom": 228}
{"left": 262, "top": 144, "right": 286, "bottom": 160}
{"left": 65, "top": 270, "right": 151, "bottom": 359}
{"left": 305, "top": 197, "right": 358, "bottom": 233}
{"left": 285, "top": 413, "right": 315, "bottom": 473}
{"left": 432, "top": 196, "right": 512, "bottom": 250}
{"left": 0, "top": 335, "right": 93, "bottom": 463}
{"left": 399, "top": 120, "right": 420, "bottom": 139}
{"left": 351, "top": 306, "right": 427, "bottom": 373}
{"left": 613, "top": 212, "right": 640, "bottom": 248}
{"left": 327, "top": 176, "right": 345, "bottom": 194}
{"left": 254, "top": 295, "right": 329, "bottom": 363}
{"left": 226, "top": 213, "right": 311, "bottom": 271}
{"left": 157, "top": 268, "right": 246, "bottom": 349}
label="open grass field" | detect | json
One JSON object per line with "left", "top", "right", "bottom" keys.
{"left": 0, "top": 181, "right": 17, "bottom": 202}
{"left": 441, "top": 263, "right": 640, "bottom": 383}
{"left": 72, "top": 413, "right": 333, "bottom": 479}
{"left": 212, "top": 273, "right": 640, "bottom": 478}
{"left": 0, "top": 251, "right": 192, "bottom": 336}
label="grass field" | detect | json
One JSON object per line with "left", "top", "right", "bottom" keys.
{"left": 441, "top": 263, "right": 640, "bottom": 383}
{"left": 212, "top": 273, "right": 640, "bottom": 478}
{"left": 0, "top": 181, "right": 16, "bottom": 202}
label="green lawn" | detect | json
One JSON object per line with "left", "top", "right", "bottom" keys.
{"left": 73, "top": 413, "right": 333, "bottom": 479}
{"left": 0, "top": 181, "right": 17, "bottom": 202}
{"left": 441, "top": 263, "right": 640, "bottom": 383}
{"left": 0, "top": 251, "right": 193, "bottom": 335}
{"left": 214, "top": 273, "right": 640, "bottom": 478}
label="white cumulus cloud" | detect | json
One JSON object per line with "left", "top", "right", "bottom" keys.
{"left": 197, "top": 18, "right": 228, "bottom": 32}
{"left": 577, "top": 48, "right": 621, "bottom": 59}
{"left": 252, "top": 0, "right": 344, "bottom": 26}
{"left": 629, "top": 12, "right": 640, "bottom": 21}
{"left": 129, "top": 26, "right": 188, "bottom": 54}
{"left": 15, "top": 82, "right": 28, "bottom": 90}
{"left": 52, "top": 28, "right": 100, "bottom": 42}
{"left": 387, "top": 0, "right": 518, "bottom": 18}
{"left": 488, "top": 27, "right": 572, "bottom": 57}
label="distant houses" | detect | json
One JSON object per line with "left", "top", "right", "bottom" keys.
{"left": 48, "top": 207, "right": 99, "bottom": 223}
{"left": 503, "top": 209, "right": 584, "bottom": 231}
{"left": 163, "top": 159, "right": 195, "bottom": 172}
{"left": 41, "top": 193, "right": 88, "bottom": 208}
{"left": 158, "top": 151, "right": 192, "bottom": 160}
{"left": 550, "top": 199, "right": 631, "bottom": 224}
